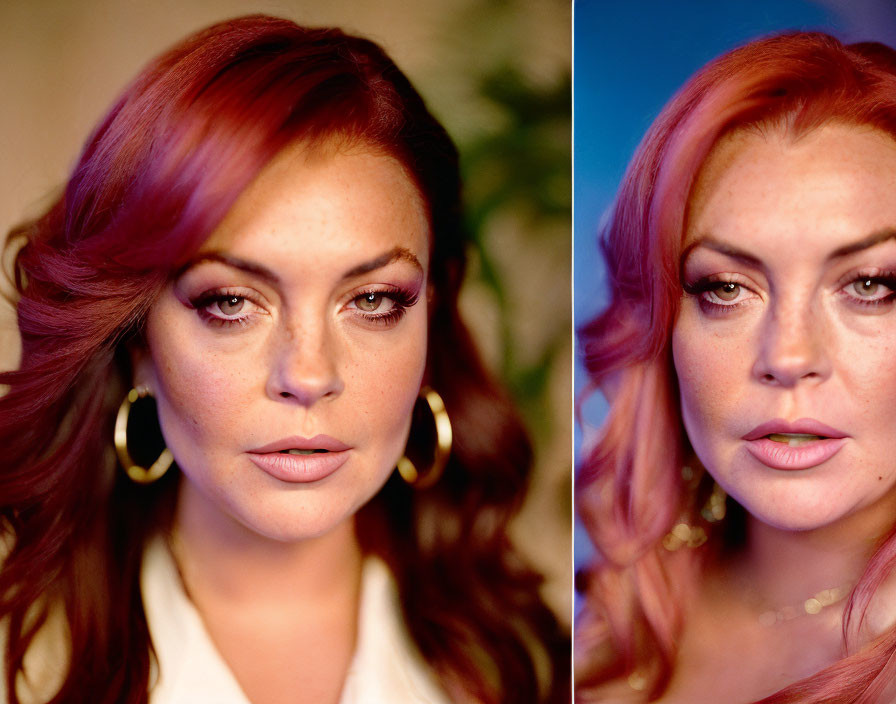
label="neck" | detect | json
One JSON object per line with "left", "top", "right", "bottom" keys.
{"left": 732, "top": 501, "right": 894, "bottom": 609}
{"left": 170, "top": 480, "right": 364, "bottom": 612}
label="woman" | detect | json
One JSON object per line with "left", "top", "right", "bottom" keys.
{"left": 0, "top": 15, "right": 568, "bottom": 704}
{"left": 577, "top": 32, "right": 896, "bottom": 703}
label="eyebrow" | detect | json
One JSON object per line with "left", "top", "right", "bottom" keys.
{"left": 680, "top": 227, "right": 896, "bottom": 271}
{"left": 177, "top": 253, "right": 281, "bottom": 285}
{"left": 827, "top": 228, "right": 896, "bottom": 259}
{"left": 177, "top": 246, "right": 422, "bottom": 284}
{"left": 342, "top": 246, "right": 422, "bottom": 278}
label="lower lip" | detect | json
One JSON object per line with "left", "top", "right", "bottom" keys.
{"left": 247, "top": 451, "right": 350, "bottom": 483}
{"left": 744, "top": 437, "right": 847, "bottom": 471}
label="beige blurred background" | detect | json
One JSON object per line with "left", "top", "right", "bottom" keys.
{"left": 0, "top": 0, "right": 571, "bottom": 622}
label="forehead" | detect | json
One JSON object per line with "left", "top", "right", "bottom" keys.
{"left": 203, "top": 138, "right": 430, "bottom": 262}
{"left": 685, "top": 123, "right": 896, "bottom": 254}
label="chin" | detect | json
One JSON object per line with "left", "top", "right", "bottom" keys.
{"left": 730, "top": 489, "right": 850, "bottom": 533}
{"left": 235, "top": 503, "right": 360, "bottom": 543}
{"left": 206, "top": 481, "right": 378, "bottom": 544}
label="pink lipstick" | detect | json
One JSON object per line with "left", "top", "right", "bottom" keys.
{"left": 247, "top": 435, "right": 351, "bottom": 483}
{"left": 742, "top": 418, "right": 848, "bottom": 471}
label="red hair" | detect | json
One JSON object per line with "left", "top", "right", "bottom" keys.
{"left": 577, "top": 31, "right": 896, "bottom": 702}
{"left": 1, "top": 15, "right": 567, "bottom": 703}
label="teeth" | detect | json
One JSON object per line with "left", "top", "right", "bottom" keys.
{"left": 280, "top": 449, "right": 328, "bottom": 455}
{"left": 767, "top": 433, "right": 825, "bottom": 447}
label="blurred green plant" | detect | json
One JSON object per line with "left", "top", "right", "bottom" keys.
{"left": 459, "top": 64, "right": 571, "bottom": 448}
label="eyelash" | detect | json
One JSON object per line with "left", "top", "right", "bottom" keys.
{"left": 190, "top": 289, "right": 262, "bottom": 327}
{"left": 683, "top": 277, "right": 754, "bottom": 313}
{"left": 683, "top": 272, "right": 896, "bottom": 313}
{"left": 189, "top": 286, "right": 420, "bottom": 329}
{"left": 346, "top": 286, "right": 419, "bottom": 327}
{"left": 838, "top": 272, "right": 896, "bottom": 307}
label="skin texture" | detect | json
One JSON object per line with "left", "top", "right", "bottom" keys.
{"left": 133, "top": 141, "right": 430, "bottom": 704}
{"left": 661, "top": 124, "right": 896, "bottom": 702}
{"left": 674, "top": 123, "right": 896, "bottom": 538}
{"left": 138, "top": 141, "right": 429, "bottom": 544}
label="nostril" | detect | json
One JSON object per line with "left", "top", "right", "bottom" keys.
{"left": 279, "top": 391, "right": 292, "bottom": 399}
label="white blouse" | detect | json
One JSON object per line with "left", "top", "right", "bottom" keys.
{"left": 140, "top": 538, "right": 451, "bottom": 704}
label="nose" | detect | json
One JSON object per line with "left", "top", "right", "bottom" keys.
{"left": 266, "top": 323, "right": 344, "bottom": 406}
{"left": 752, "top": 302, "right": 831, "bottom": 387}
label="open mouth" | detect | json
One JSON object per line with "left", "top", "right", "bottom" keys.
{"left": 743, "top": 421, "right": 847, "bottom": 470}
{"left": 765, "top": 433, "right": 828, "bottom": 447}
{"left": 278, "top": 449, "right": 331, "bottom": 455}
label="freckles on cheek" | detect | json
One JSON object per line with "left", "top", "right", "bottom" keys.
{"left": 673, "top": 330, "right": 725, "bottom": 441}
{"left": 351, "top": 332, "right": 426, "bottom": 431}
{"left": 852, "top": 339, "right": 896, "bottom": 385}
{"left": 829, "top": 330, "right": 896, "bottom": 416}
{"left": 153, "top": 346, "right": 245, "bottom": 435}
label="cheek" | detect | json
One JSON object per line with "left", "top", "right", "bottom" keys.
{"left": 143, "top": 314, "right": 259, "bottom": 451}
{"left": 344, "top": 316, "right": 428, "bottom": 446}
{"left": 839, "top": 336, "right": 896, "bottom": 431}
{"left": 156, "top": 354, "right": 241, "bottom": 439}
{"left": 673, "top": 318, "right": 713, "bottom": 433}
{"left": 672, "top": 313, "right": 748, "bottom": 451}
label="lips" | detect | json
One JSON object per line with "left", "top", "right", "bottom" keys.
{"left": 249, "top": 435, "right": 351, "bottom": 454}
{"left": 742, "top": 419, "right": 846, "bottom": 442}
{"left": 247, "top": 435, "right": 352, "bottom": 483}
{"left": 742, "top": 418, "right": 848, "bottom": 471}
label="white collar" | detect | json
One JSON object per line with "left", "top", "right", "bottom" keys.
{"left": 140, "top": 537, "right": 450, "bottom": 704}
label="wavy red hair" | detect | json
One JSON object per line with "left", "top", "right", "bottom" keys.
{"left": 578, "top": 31, "right": 896, "bottom": 703}
{"left": 0, "top": 15, "right": 567, "bottom": 703}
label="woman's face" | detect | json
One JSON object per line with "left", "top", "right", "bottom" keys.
{"left": 136, "top": 141, "right": 430, "bottom": 542}
{"left": 673, "top": 123, "right": 896, "bottom": 535}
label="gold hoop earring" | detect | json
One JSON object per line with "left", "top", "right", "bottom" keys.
{"left": 397, "top": 387, "right": 452, "bottom": 489}
{"left": 114, "top": 387, "right": 174, "bottom": 484}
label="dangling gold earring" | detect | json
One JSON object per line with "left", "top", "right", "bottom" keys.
{"left": 701, "top": 480, "right": 727, "bottom": 523}
{"left": 114, "top": 386, "right": 174, "bottom": 484}
{"left": 397, "top": 386, "right": 452, "bottom": 489}
{"left": 663, "top": 471, "right": 727, "bottom": 551}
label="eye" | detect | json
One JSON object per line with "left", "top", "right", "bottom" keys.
{"left": 709, "top": 282, "right": 741, "bottom": 302}
{"left": 853, "top": 277, "right": 886, "bottom": 299}
{"left": 216, "top": 295, "right": 246, "bottom": 316}
{"left": 191, "top": 290, "right": 265, "bottom": 327}
{"left": 354, "top": 292, "right": 393, "bottom": 313}
{"left": 344, "top": 286, "right": 419, "bottom": 327}
{"left": 684, "top": 277, "right": 754, "bottom": 308}
{"left": 841, "top": 275, "right": 896, "bottom": 306}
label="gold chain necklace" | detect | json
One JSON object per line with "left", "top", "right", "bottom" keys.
{"left": 755, "top": 583, "right": 852, "bottom": 626}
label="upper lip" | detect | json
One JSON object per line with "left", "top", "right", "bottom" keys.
{"left": 742, "top": 418, "right": 848, "bottom": 441}
{"left": 248, "top": 435, "right": 351, "bottom": 453}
